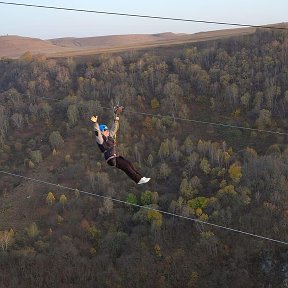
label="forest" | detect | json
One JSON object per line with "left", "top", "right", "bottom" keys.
{"left": 0, "top": 28, "right": 288, "bottom": 287}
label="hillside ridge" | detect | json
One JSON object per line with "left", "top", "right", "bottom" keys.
{"left": 0, "top": 27, "right": 255, "bottom": 58}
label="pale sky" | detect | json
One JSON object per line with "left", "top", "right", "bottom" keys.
{"left": 0, "top": 0, "right": 287, "bottom": 39}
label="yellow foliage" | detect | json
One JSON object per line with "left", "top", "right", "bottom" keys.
{"left": 0, "top": 229, "right": 14, "bottom": 252}
{"left": 220, "top": 180, "right": 227, "bottom": 188}
{"left": 90, "top": 247, "right": 97, "bottom": 255}
{"left": 65, "top": 154, "right": 72, "bottom": 163}
{"left": 28, "top": 160, "right": 35, "bottom": 169}
{"left": 151, "top": 97, "right": 160, "bottom": 109}
{"left": 245, "top": 147, "right": 257, "bottom": 157}
{"left": 57, "top": 215, "right": 64, "bottom": 224}
{"left": 228, "top": 163, "right": 242, "bottom": 182}
{"left": 199, "top": 213, "right": 209, "bottom": 222}
{"left": 46, "top": 192, "right": 55, "bottom": 206}
{"left": 232, "top": 109, "right": 241, "bottom": 117}
{"left": 143, "top": 117, "right": 153, "bottom": 130}
{"left": 26, "top": 223, "right": 39, "bottom": 238}
{"left": 20, "top": 51, "right": 33, "bottom": 62}
{"left": 59, "top": 194, "right": 68, "bottom": 207}
{"left": 195, "top": 208, "right": 203, "bottom": 217}
{"left": 223, "top": 152, "right": 231, "bottom": 164}
{"left": 154, "top": 244, "right": 162, "bottom": 257}
{"left": 188, "top": 271, "right": 199, "bottom": 288}
{"left": 147, "top": 210, "right": 163, "bottom": 228}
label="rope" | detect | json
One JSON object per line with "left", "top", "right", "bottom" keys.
{"left": 38, "top": 96, "right": 288, "bottom": 136}
{"left": 119, "top": 108, "right": 288, "bottom": 136}
{"left": 0, "top": 169, "right": 287, "bottom": 245}
{"left": 0, "top": 1, "right": 287, "bottom": 31}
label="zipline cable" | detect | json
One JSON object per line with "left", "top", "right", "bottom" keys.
{"left": 0, "top": 169, "right": 287, "bottom": 245}
{"left": 0, "top": 1, "right": 288, "bottom": 31}
{"left": 38, "top": 96, "right": 288, "bottom": 136}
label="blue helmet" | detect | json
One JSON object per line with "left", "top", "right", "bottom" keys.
{"left": 99, "top": 124, "right": 108, "bottom": 132}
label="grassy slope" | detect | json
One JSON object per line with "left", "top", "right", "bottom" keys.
{"left": 0, "top": 27, "right": 255, "bottom": 58}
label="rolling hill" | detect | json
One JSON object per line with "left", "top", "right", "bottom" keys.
{"left": 0, "top": 28, "right": 256, "bottom": 58}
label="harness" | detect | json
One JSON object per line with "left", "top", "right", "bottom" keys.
{"left": 97, "top": 135, "right": 118, "bottom": 163}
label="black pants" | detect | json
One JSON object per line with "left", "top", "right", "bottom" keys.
{"left": 108, "top": 156, "right": 142, "bottom": 183}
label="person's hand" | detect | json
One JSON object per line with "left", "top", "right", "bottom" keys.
{"left": 114, "top": 106, "right": 125, "bottom": 115}
{"left": 90, "top": 115, "right": 98, "bottom": 123}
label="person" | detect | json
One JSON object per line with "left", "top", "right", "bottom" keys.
{"left": 90, "top": 106, "right": 150, "bottom": 185}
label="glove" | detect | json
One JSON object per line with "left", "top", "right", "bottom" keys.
{"left": 90, "top": 115, "right": 98, "bottom": 123}
{"left": 114, "top": 105, "right": 125, "bottom": 115}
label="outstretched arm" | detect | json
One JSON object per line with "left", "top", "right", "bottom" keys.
{"left": 109, "top": 106, "right": 124, "bottom": 138}
{"left": 91, "top": 115, "right": 104, "bottom": 144}
{"left": 109, "top": 115, "right": 120, "bottom": 138}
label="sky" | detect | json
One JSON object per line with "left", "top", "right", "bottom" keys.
{"left": 0, "top": 0, "right": 287, "bottom": 39}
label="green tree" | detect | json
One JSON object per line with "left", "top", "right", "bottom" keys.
{"left": 183, "top": 136, "right": 194, "bottom": 155}
{"left": 141, "top": 190, "right": 154, "bottom": 205}
{"left": 39, "top": 102, "right": 52, "bottom": 119}
{"left": 67, "top": 104, "right": 79, "bottom": 126}
{"left": 188, "top": 197, "right": 209, "bottom": 210}
{"left": 200, "top": 158, "right": 211, "bottom": 174}
{"left": 126, "top": 193, "right": 137, "bottom": 206}
{"left": 30, "top": 150, "right": 42, "bottom": 164}
{"left": 158, "top": 139, "right": 170, "bottom": 160}
{"left": 49, "top": 131, "right": 64, "bottom": 149}
{"left": 158, "top": 163, "right": 171, "bottom": 180}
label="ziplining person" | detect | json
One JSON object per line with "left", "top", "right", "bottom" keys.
{"left": 91, "top": 106, "right": 150, "bottom": 185}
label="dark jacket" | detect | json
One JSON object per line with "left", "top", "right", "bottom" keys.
{"left": 93, "top": 118, "right": 119, "bottom": 162}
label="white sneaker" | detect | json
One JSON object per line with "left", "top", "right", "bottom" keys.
{"left": 138, "top": 177, "right": 151, "bottom": 185}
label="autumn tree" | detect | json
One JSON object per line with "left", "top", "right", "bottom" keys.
{"left": 0, "top": 229, "right": 14, "bottom": 252}
{"left": 147, "top": 210, "right": 163, "bottom": 231}
{"left": 26, "top": 222, "right": 39, "bottom": 239}
{"left": 228, "top": 163, "right": 242, "bottom": 183}
{"left": 59, "top": 194, "right": 68, "bottom": 208}
{"left": 46, "top": 192, "right": 56, "bottom": 206}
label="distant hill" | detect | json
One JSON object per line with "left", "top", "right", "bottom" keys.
{"left": 0, "top": 28, "right": 259, "bottom": 58}
{"left": 49, "top": 32, "right": 182, "bottom": 48}
{"left": 0, "top": 35, "right": 66, "bottom": 58}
